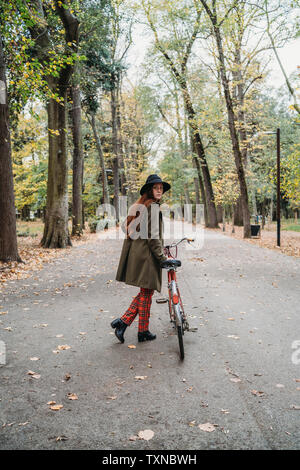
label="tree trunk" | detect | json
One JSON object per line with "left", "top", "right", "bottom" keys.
{"left": 40, "top": 89, "right": 72, "bottom": 248}
{"left": 234, "top": 196, "right": 244, "bottom": 226}
{"left": 231, "top": 204, "right": 235, "bottom": 233}
{"left": 190, "top": 135, "right": 208, "bottom": 226}
{"left": 201, "top": 2, "right": 251, "bottom": 237}
{"left": 111, "top": 84, "right": 120, "bottom": 222}
{"left": 183, "top": 87, "right": 218, "bottom": 228}
{"left": 24, "top": 0, "right": 79, "bottom": 248}
{"left": 117, "top": 78, "right": 127, "bottom": 196}
{"left": 70, "top": 82, "right": 83, "bottom": 236}
{"left": 89, "top": 113, "right": 110, "bottom": 205}
{"left": 268, "top": 194, "right": 274, "bottom": 227}
{"left": 184, "top": 184, "right": 191, "bottom": 205}
{"left": 0, "top": 33, "right": 22, "bottom": 262}
{"left": 217, "top": 205, "right": 223, "bottom": 223}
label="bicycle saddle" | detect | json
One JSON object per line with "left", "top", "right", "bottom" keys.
{"left": 160, "top": 259, "right": 181, "bottom": 269}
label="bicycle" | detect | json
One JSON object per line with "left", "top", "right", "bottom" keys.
{"left": 156, "top": 237, "right": 195, "bottom": 360}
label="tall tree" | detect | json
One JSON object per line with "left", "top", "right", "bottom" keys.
{"left": 70, "top": 80, "right": 84, "bottom": 235}
{"left": 20, "top": 0, "right": 80, "bottom": 248}
{"left": 257, "top": 0, "right": 300, "bottom": 115}
{"left": 0, "top": 31, "right": 22, "bottom": 262}
{"left": 199, "top": 0, "right": 251, "bottom": 237}
{"left": 141, "top": 0, "right": 218, "bottom": 228}
{"left": 109, "top": 0, "right": 132, "bottom": 222}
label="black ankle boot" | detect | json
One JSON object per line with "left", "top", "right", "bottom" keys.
{"left": 111, "top": 318, "right": 127, "bottom": 343}
{"left": 138, "top": 330, "right": 156, "bottom": 342}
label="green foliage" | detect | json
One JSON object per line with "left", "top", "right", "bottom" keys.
{"left": 281, "top": 143, "right": 300, "bottom": 209}
{"left": 12, "top": 109, "right": 48, "bottom": 212}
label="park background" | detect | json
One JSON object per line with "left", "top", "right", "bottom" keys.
{"left": 0, "top": 0, "right": 300, "bottom": 275}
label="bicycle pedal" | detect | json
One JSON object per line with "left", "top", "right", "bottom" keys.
{"left": 156, "top": 297, "right": 169, "bottom": 304}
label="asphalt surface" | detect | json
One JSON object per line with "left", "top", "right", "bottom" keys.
{"left": 0, "top": 221, "right": 299, "bottom": 450}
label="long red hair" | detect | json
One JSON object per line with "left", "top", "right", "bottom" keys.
{"left": 125, "top": 187, "right": 157, "bottom": 239}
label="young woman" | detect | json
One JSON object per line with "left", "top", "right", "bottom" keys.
{"left": 112, "top": 174, "right": 171, "bottom": 343}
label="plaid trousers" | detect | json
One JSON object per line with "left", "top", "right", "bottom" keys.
{"left": 121, "top": 288, "right": 154, "bottom": 332}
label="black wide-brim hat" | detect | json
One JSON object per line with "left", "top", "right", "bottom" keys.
{"left": 140, "top": 174, "right": 171, "bottom": 196}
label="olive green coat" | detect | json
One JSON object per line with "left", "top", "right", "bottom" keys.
{"left": 115, "top": 201, "right": 167, "bottom": 292}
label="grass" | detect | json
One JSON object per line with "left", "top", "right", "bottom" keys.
{"left": 265, "top": 218, "right": 300, "bottom": 233}
{"left": 16, "top": 218, "right": 81, "bottom": 237}
{"left": 282, "top": 224, "right": 300, "bottom": 232}
{"left": 16, "top": 220, "right": 44, "bottom": 237}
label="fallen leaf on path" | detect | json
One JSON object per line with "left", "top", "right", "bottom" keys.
{"left": 47, "top": 401, "right": 56, "bottom": 405}
{"left": 0, "top": 311, "right": 8, "bottom": 315}
{"left": 276, "top": 384, "right": 285, "bottom": 388}
{"left": 251, "top": 390, "right": 264, "bottom": 397}
{"left": 230, "top": 378, "right": 241, "bottom": 383}
{"left": 290, "top": 405, "right": 300, "bottom": 410}
{"left": 57, "top": 345, "right": 71, "bottom": 350}
{"left": 56, "top": 435, "right": 68, "bottom": 441}
{"left": 128, "top": 345, "right": 136, "bottom": 349}
{"left": 129, "top": 435, "right": 138, "bottom": 441}
{"left": 221, "top": 409, "right": 230, "bottom": 414}
{"left": 107, "top": 396, "right": 117, "bottom": 400}
{"left": 135, "top": 376, "right": 147, "bottom": 380}
{"left": 67, "top": 393, "right": 78, "bottom": 400}
{"left": 188, "top": 421, "right": 196, "bottom": 427}
{"left": 30, "top": 357, "right": 39, "bottom": 361}
{"left": 227, "top": 318, "right": 235, "bottom": 321}
{"left": 56, "top": 334, "right": 64, "bottom": 338}
{"left": 138, "top": 429, "right": 154, "bottom": 441}
{"left": 227, "top": 335, "right": 239, "bottom": 340}
{"left": 50, "top": 404, "right": 63, "bottom": 411}
{"left": 198, "top": 423, "right": 216, "bottom": 432}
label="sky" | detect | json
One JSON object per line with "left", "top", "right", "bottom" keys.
{"left": 125, "top": 21, "right": 300, "bottom": 92}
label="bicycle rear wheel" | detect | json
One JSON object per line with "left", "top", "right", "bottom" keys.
{"left": 174, "top": 304, "right": 184, "bottom": 360}
{"left": 177, "top": 325, "right": 184, "bottom": 360}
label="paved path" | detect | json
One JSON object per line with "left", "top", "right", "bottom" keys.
{"left": 0, "top": 222, "right": 299, "bottom": 449}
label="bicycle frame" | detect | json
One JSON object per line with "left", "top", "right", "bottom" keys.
{"left": 164, "top": 238, "right": 194, "bottom": 331}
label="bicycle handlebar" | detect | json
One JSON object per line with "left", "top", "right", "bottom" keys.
{"left": 164, "top": 237, "right": 195, "bottom": 249}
